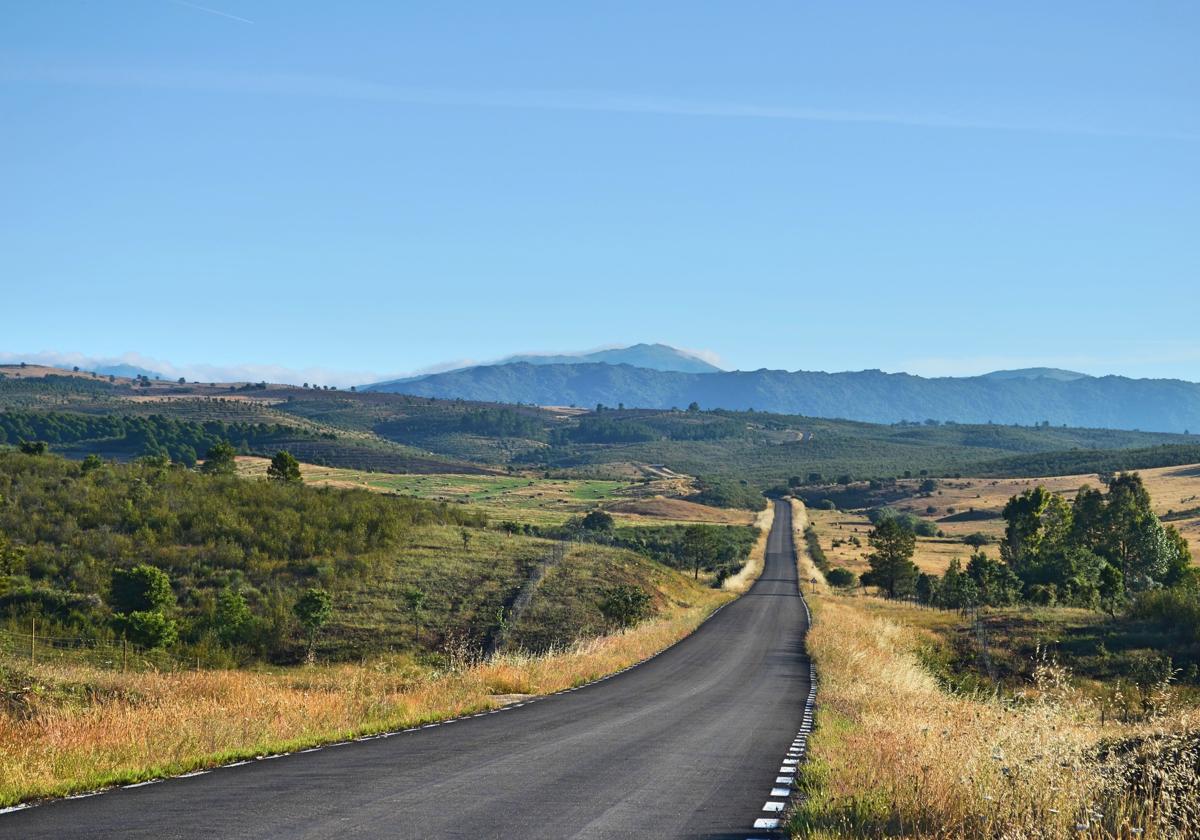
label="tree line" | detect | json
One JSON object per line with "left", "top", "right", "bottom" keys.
{"left": 0, "top": 410, "right": 328, "bottom": 466}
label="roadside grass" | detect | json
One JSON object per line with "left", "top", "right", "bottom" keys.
{"left": 789, "top": 591, "right": 1199, "bottom": 839}
{"left": 722, "top": 504, "right": 775, "bottom": 593}
{"left": 0, "top": 582, "right": 730, "bottom": 807}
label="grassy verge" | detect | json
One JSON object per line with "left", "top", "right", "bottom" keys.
{"left": 789, "top": 590, "right": 1199, "bottom": 839}
{"left": 723, "top": 504, "right": 775, "bottom": 593}
{"left": 0, "top": 584, "right": 729, "bottom": 807}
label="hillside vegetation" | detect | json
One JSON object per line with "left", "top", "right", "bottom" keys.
{"left": 7, "top": 377, "right": 1200, "bottom": 494}
{"left": 0, "top": 452, "right": 726, "bottom": 665}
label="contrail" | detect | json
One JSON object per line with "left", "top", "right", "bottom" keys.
{"left": 168, "top": 0, "right": 254, "bottom": 24}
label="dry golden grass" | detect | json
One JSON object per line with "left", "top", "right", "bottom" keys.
{"left": 0, "top": 364, "right": 117, "bottom": 381}
{"left": 889, "top": 464, "right": 1200, "bottom": 563}
{"left": 0, "top": 590, "right": 729, "bottom": 807}
{"left": 790, "top": 498, "right": 828, "bottom": 592}
{"left": 808, "top": 508, "right": 998, "bottom": 577}
{"left": 607, "top": 496, "right": 755, "bottom": 525}
{"left": 806, "top": 465, "right": 1200, "bottom": 580}
{"left": 236, "top": 456, "right": 740, "bottom": 527}
{"left": 723, "top": 504, "right": 775, "bottom": 593}
{"left": 792, "top": 592, "right": 1199, "bottom": 839}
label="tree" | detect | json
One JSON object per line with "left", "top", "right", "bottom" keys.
{"left": 215, "top": 588, "right": 253, "bottom": 646}
{"left": 111, "top": 564, "right": 176, "bottom": 648}
{"left": 965, "top": 551, "right": 1021, "bottom": 606}
{"left": 122, "top": 610, "right": 178, "bottom": 648}
{"left": 865, "top": 517, "right": 918, "bottom": 598}
{"left": 266, "top": 450, "right": 302, "bottom": 483}
{"left": 581, "top": 510, "right": 615, "bottom": 532}
{"left": 293, "top": 587, "right": 332, "bottom": 660}
{"left": 935, "top": 559, "right": 979, "bottom": 610}
{"left": 687, "top": 401, "right": 701, "bottom": 413}
{"left": 681, "top": 525, "right": 716, "bottom": 580}
{"left": 827, "top": 567, "right": 857, "bottom": 588}
{"left": 1160, "top": 525, "right": 1196, "bottom": 588}
{"left": 1001, "top": 487, "right": 1073, "bottom": 577}
{"left": 81, "top": 453, "right": 103, "bottom": 473}
{"left": 915, "top": 572, "right": 937, "bottom": 604}
{"left": 401, "top": 587, "right": 426, "bottom": 643}
{"left": 18, "top": 440, "right": 48, "bottom": 455}
{"left": 111, "top": 564, "right": 174, "bottom": 614}
{"left": 200, "top": 440, "right": 237, "bottom": 475}
{"left": 598, "top": 584, "right": 652, "bottom": 630}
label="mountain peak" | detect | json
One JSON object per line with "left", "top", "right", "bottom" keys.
{"left": 981, "top": 368, "right": 1092, "bottom": 382}
{"left": 495, "top": 343, "right": 722, "bottom": 374}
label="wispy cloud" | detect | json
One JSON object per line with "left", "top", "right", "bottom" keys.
{"left": 4, "top": 61, "right": 1196, "bottom": 142}
{"left": 167, "top": 0, "right": 254, "bottom": 25}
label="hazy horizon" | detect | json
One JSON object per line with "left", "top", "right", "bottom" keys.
{"left": 4, "top": 345, "right": 1199, "bottom": 389}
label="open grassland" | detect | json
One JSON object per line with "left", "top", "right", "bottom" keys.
{"left": 0, "top": 580, "right": 730, "bottom": 807}
{"left": 237, "top": 458, "right": 628, "bottom": 525}
{"left": 807, "top": 507, "right": 970, "bottom": 577}
{"left": 805, "top": 463, "right": 1200, "bottom": 578}
{"left": 235, "top": 457, "right": 743, "bottom": 526}
{"left": 791, "top": 591, "right": 1199, "bottom": 839}
{"left": 888, "top": 463, "right": 1200, "bottom": 553}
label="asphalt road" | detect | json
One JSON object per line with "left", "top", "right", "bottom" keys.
{"left": 2, "top": 500, "right": 813, "bottom": 840}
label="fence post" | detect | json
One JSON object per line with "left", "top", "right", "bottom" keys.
{"left": 122, "top": 636, "right": 128, "bottom": 673}
{"left": 30, "top": 616, "right": 36, "bottom": 665}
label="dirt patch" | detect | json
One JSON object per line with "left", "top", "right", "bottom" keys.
{"left": 607, "top": 497, "right": 753, "bottom": 525}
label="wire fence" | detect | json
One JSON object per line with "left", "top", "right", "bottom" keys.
{"left": 0, "top": 624, "right": 193, "bottom": 673}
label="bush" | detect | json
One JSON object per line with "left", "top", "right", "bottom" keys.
{"left": 827, "top": 567, "right": 857, "bottom": 588}
{"left": 1129, "top": 588, "right": 1200, "bottom": 642}
{"left": 804, "top": 526, "right": 829, "bottom": 573}
{"left": 688, "top": 477, "right": 764, "bottom": 511}
{"left": 598, "top": 584, "right": 652, "bottom": 629}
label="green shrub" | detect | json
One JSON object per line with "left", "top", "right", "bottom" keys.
{"left": 827, "top": 567, "right": 857, "bottom": 588}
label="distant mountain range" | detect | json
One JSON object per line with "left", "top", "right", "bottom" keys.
{"left": 363, "top": 348, "right": 1200, "bottom": 433}
{"left": 495, "top": 343, "right": 721, "bottom": 374}
{"left": 81, "top": 363, "right": 166, "bottom": 380}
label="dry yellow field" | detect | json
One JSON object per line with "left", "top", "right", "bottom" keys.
{"left": 235, "top": 457, "right": 744, "bottom": 526}
{"left": 890, "top": 463, "right": 1200, "bottom": 547}
{"left": 808, "top": 463, "right": 1200, "bottom": 578}
{"left": 806, "top": 508, "right": 968, "bottom": 576}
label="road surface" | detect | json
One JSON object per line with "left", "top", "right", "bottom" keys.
{"left": 2, "top": 500, "right": 813, "bottom": 839}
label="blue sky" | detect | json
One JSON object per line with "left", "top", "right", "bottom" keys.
{"left": 2, "top": 1, "right": 1198, "bottom": 385}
